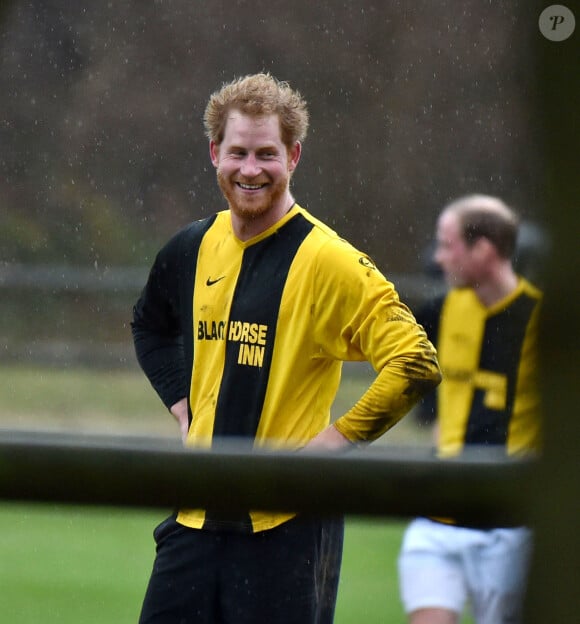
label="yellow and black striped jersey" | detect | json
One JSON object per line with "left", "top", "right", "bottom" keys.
{"left": 133, "top": 204, "right": 441, "bottom": 531}
{"left": 424, "top": 279, "right": 542, "bottom": 458}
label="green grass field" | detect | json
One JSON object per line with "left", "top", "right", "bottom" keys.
{"left": 0, "top": 364, "right": 472, "bottom": 622}
{"left": 0, "top": 504, "right": 409, "bottom": 623}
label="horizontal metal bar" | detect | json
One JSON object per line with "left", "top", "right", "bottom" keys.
{"left": 0, "top": 430, "right": 536, "bottom": 524}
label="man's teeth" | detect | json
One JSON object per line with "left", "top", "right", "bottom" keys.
{"left": 238, "top": 183, "right": 264, "bottom": 190}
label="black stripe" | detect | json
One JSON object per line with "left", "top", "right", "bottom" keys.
{"left": 464, "top": 293, "right": 537, "bottom": 447}
{"left": 212, "top": 214, "right": 314, "bottom": 442}
{"left": 203, "top": 214, "right": 314, "bottom": 531}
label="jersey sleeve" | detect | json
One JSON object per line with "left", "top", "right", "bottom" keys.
{"left": 131, "top": 233, "right": 188, "bottom": 410}
{"left": 311, "top": 238, "right": 441, "bottom": 442}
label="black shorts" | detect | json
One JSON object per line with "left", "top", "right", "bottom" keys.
{"left": 138, "top": 514, "right": 344, "bottom": 624}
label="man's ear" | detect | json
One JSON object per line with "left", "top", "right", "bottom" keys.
{"left": 209, "top": 140, "right": 219, "bottom": 167}
{"left": 473, "top": 237, "right": 496, "bottom": 262}
{"left": 287, "top": 141, "right": 302, "bottom": 172}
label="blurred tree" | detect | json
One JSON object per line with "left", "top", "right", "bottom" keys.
{"left": 0, "top": 1, "right": 544, "bottom": 273}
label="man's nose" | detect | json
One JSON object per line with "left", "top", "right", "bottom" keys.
{"left": 240, "top": 154, "right": 261, "bottom": 177}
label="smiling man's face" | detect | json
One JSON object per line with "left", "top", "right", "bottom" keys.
{"left": 210, "top": 110, "right": 300, "bottom": 239}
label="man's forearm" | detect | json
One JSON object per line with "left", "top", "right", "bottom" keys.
{"left": 132, "top": 326, "right": 188, "bottom": 409}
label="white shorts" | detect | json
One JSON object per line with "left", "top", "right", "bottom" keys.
{"left": 398, "top": 518, "right": 533, "bottom": 624}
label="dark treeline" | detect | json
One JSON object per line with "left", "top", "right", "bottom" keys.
{"left": 0, "top": 1, "right": 545, "bottom": 274}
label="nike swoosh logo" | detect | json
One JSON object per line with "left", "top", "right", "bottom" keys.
{"left": 206, "top": 276, "right": 226, "bottom": 286}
